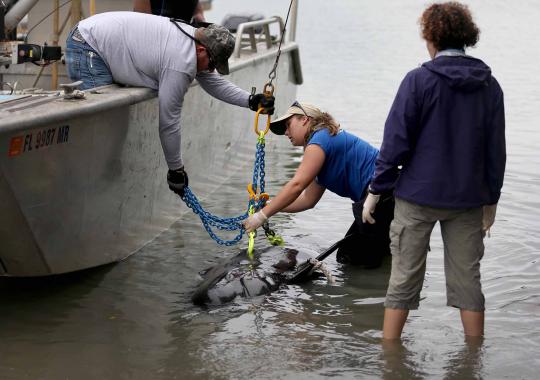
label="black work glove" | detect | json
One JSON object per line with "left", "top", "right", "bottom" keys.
{"left": 167, "top": 167, "right": 189, "bottom": 197}
{"left": 248, "top": 93, "right": 275, "bottom": 115}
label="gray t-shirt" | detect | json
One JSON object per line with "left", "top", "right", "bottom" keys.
{"left": 78, "top": 12, "right": 250, "bottom": 169}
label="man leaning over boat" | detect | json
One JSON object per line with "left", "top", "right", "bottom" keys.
{"left": 64, "top": 11, "right": 274, "bottom": 196}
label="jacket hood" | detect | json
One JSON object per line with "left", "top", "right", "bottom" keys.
{"left": 422, "top": 56, "right": 492, "bottom": 92}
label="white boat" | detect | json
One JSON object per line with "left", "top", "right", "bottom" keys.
{"left": 0, "top": 0, "right": 302, "bottom": 276}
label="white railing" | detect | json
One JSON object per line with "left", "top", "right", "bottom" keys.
{"left": 232, "top": 16, "right": 285, "bottom": 58}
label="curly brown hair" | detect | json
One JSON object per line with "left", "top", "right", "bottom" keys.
{"left": 420, "top": 2, "right": 480, "bottom": 50}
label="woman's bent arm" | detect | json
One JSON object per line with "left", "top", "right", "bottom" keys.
{"left": 282, "top": 181, "right": 325, "bottom": 212}
{"left": 263, "top": 145, "right": 325, "bottom": 217}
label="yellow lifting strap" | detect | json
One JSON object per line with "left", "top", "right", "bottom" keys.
{"left": 247, "top": 205, "right": 256, "bottom": 260}
{"left": 246, "top": 181, "right": 270, "bottom": 260}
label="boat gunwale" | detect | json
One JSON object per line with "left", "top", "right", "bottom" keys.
{"left": 0, "top": 43, "right": 300, "bottom": 133}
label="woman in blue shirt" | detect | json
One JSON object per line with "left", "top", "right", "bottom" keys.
{"left": 243, "top": 102, "right": 394, "bottom": 267}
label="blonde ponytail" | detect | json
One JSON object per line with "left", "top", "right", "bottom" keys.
{"left": 304, "top": 112, "right": 340, "bottom": 145}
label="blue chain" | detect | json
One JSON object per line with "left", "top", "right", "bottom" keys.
{"left": 180, "top": 136, "right": 267, "bottom": 246}
{"left": 250, "top": 135, "right": 267, "bottom": 209}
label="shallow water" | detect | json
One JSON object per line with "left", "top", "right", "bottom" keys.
{"left": 1, "top": 1, "right": 539, "bottom": 379}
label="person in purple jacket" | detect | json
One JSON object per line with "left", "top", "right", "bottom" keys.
{"left": 362, "top": 2, "right": 506, "bottom": 339}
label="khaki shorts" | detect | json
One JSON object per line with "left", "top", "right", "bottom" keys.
{"left": 385, "top": 198, "right": 485, "bottom": 311}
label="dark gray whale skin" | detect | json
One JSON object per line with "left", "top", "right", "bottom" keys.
{"left": 192, "top": 246, "right": 313, "bottom": 305}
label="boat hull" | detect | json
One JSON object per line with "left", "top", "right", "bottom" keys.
{"left": 0, "top": 46, "right": 301, "bottom": 276}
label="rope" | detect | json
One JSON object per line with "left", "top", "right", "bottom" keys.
{"left": 267, "top": 0, "right": 295, "bottom": 85}
{"left": 308, "top": 258, "right": 335, "bottom": 284}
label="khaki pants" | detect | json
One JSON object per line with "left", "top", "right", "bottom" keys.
{"left": 385, "top": 198, "right": 485, "bottom": 311}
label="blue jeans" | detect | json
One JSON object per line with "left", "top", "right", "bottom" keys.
{"left": 65, "top": 26, "right": 113, "bottom": 90}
